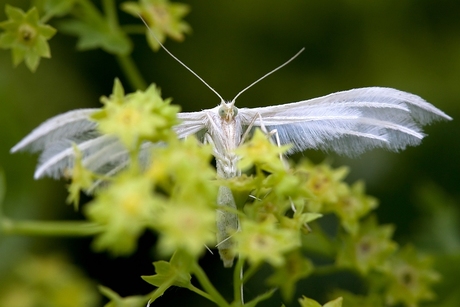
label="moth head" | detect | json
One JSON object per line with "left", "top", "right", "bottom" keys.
{"left": 218, "top": 101, "right": 238, "bottom": 121}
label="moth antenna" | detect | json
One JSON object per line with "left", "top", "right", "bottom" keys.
{"left": 231, "top": 48, "right": 305, "bottom": 103}
{"left": 138, "top": 15, "right": 225, "bottom": 102}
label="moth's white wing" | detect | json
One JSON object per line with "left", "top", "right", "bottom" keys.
{"left": 175, "top": 111, "right": 209, "bottom": 139}
{"left": 87, "top": 142, "right": 156, "bottom": 193}
{"left": 238, "top": 87, "right": 451, "bottom": 155}
{"left": 10, "top": 109, "right": 99, "bottom": 153}
{"left": 34, "top": 134, "right": 120, "bottom": 179}
{"left": 12, "top": 108, "right": 210, "bottom": 180}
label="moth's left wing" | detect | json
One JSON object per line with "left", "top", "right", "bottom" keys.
{"left": 238, "top": 87, "right": 451, "bottom": 156}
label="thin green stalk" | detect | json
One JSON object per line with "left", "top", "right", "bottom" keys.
{"left": 192, "top": 262, "right": 230, "bottom": 307}
{"left": 121, "top": 24, "right": 147, "bottom": 35}
{"left": 147, "top": 276, "right": 176, "bottom": 302}
{"left": 1, "top": 218, "right": 103, "bottom": 236}
{"left": 312, "top": 264, "right": 346, "bottom": 276}
{"left": 116, "top": 54, "right": 148, "bottom": 91}
{"left": 242, "top": 262, "right": 260, "bottom": 283}
{"left": 187, "top": 284, "right": 217, "bottom": 304}
{"left": 40, "top": 11, "right": 54, "bottom": 24}
{"left": 102, "top": 0, "right": 118, "bottom": 29}
{"left": 0, "top": 170, "right": 5, "bottom": 221}
{"left": 233, "top": 256, "right": 245, "bottom": 304}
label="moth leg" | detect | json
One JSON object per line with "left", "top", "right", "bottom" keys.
{"left": 204, "top": 133, "right": 227, "bottom": 162}
{"left": 239, "top": 115, "right": 258, "bottom": 145}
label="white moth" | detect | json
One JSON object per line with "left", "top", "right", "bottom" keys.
{"left": 11, "top": 38, "right": 451, "bottom": 267}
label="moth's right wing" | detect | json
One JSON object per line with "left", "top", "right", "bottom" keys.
{"left": 175, "top": 111, "right": 209, "bottom": 139}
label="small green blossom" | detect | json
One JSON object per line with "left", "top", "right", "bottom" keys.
{"left": 144, "top": 136, "right": 217, "bottom": 257}
{"left": 263, "top": 168, "right": 313, "bottom": 202}
{"left": 155, "top": 201, "right": 216, "bottom": 257}
{"left": 122, "top": 0, "right": 191, "bottom": 51}
{"left": 279, "top": 211, "right": 322, "bottom": 235}
{"left": 92, "top": 79, "right": 179, "bottom": 150}
{"left": 299, "top": 296, "right": 343, "bottom": 307}
{"left": 0, "top": 5, "right": 56, "bottom": 71}
{"left": 85, "top": 171, "right": 159, "bottom": 255}
{"left": 235, "top": 129, "right": 290, "bottom": 173}
{"left": 267, "top": 250, "right": 314, "bottom": 301}
{"left": 297, "top": 160, "right": 349, "bottom": 212}
{"left": 336, "top": 215, "right": 398, "bottom": 275}
{"left": 324, "top": 181, "right": 378, "bottom": 235}
{"left": 384, "top": 245, "right": 441, "bottom": 307}
{"left": 66, "top": 144, "right": 96, "bottom": 210}
{"left": 221, "top": 173, "right": 262, "bottom": 194}
{"left": 147, "top": 137, "right": 217, "bottom": 208}
{"left": 234, "top": 218, "right": 300, "bottom": 267}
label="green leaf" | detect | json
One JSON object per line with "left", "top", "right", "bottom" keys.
{"left": 59, "top": 19, "right": 131, "bottom": 55}
{"left": 142, "top": 251, "right": 193, "bottom": 299}
{"left": 35, "top": 0, "right": 79, "bottom": 18}
{"left": 58, "top": 3, "right": 131, "bottom": 55}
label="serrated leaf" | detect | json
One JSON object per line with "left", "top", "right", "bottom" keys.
{"left": 59, "top": 19, "right": 132, "bottom": 55}
{"left": 142, "top": 251, "right": 193, "bottom": 290}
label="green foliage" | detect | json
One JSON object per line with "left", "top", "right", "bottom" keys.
{"left": 0, "top": 254, "right": 100, "bottom": 307}
{"left": 0, "top": 1, "right": 450, "bottom": 307}
{"left": 299, "top": 296, "right": 343, "bottom": 307}
{"left": 58, "top": 0, "right": 132, "bottom": 55}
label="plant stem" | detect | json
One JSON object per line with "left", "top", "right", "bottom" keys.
{"left": 1, "top": 218, "right": 103, "bottom": 236}
{"left": 0, "top": 170, "right": 5, "bottom": 222}
{"left": 192, "top": 262, "right": 230, "bottom": 307}
{"left": 233, "top": 256, "right": 245, "bottom": 304}
{"left": 242, "top": 262, "right": 260, "bottom": 283}
{"left": 147, "top": 276, "right": 176, "bottom": 302}
{"left": 122, "top": 24, "right": 147, "bottom": 35}
{"left": 102, "top": 0, "right": 118, "bottom": 29}
{"left": 187, "top": 285, "right": 217, "bottom": 304}
{"left": 40, "top": 11, "right": 54, "bottom": 24}
{"left": 312, "top": 264, "right": 346, "bottom": 276}
{"left": 116, "top": 54, "right": 148, "bottom": 91}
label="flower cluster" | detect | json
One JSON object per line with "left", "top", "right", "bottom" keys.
{"left": 0, "top": 5, "right": 56, "bottom": 71}
{"left": 122, "top": 0, "right": 191, "bottom": 51}
{"left": 67, "top": 79, "right": 217, "bottom": 260}
{"left": 92, "top": 79, "right": 179, "bottom": 150}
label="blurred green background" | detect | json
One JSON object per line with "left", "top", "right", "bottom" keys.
{"left": 1, "top": 0, "right": 459, "bottom": 306}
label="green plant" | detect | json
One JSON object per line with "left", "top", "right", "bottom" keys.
{"left": 0, "top": 1, "right": 444, "bottom": 307}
